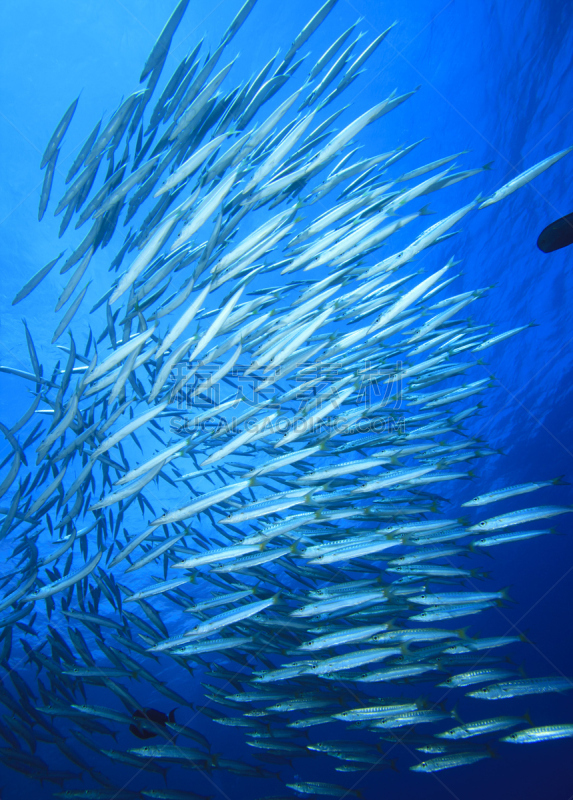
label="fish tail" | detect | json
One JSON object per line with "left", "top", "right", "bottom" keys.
{"left": 500, "top": 585, "right": 516, "bottom": 603}
{"left": 552, "top": 475, "right": 569, "bottom": 486}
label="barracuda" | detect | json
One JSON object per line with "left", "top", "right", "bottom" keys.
{"left": 3, "top": 1, "right": 570, "bottom": 792}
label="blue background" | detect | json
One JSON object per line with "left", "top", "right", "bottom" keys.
{"left": 0, "top": 1, "right": 572, "bottom": 798}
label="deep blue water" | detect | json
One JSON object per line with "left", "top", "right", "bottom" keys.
{"left": 0, "top": 1, "right": 572, "bottom": 798}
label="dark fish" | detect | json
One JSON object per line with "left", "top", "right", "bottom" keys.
{"left": 129, "top": 707, "right": 177, "bottom": 738}
{"left": 134, "top": 707, "right": 175, "bottom": 725}
{"left": 537, "top": 211, "right": 573, "bottom": 252}
{"left": 129, "top": 724, "right": 157, "bottom": 740}
{"left": 140, "top": 0, "right": 191, "bottom": 83}
{"left": 66, "top": 118, "right": 101, "bottom": 183}
{"left": 12, "top": 251, "right": 65, "bottom": 305}
{"left": 40, "top": 95, "right": 79, "bottom": 168}
{"left": 222, "top": 0, "right": 259, "bottom": 45}
{"left": 38, "top": 148, "right": 59, "bottom": 221}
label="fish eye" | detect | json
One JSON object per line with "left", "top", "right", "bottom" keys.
{"left": 480, "top": 521, "right": 486, "bottom": 527}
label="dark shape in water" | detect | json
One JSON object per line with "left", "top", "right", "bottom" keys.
{"left": 129, "top": 707, "right": 176, "bottom": 739}
{"left": 537, "top": 212, "right": 573, "bottom": 252}
{"left": 129, "top": 725, "right": 156, "bottom": 740}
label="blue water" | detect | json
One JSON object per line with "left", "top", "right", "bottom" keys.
{"left": 0, "top": 1, "right": 572, "bottom": 798}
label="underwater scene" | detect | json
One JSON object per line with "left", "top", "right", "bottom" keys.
{"left": 0, "top": 1, "right": 572, "bottom": 798}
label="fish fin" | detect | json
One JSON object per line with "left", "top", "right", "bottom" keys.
{"left": 552, "top": 475, "right": 569, "bottom": 486}
{"left": 451, "top": 703, "right": 463, "bottom": 724}
{"left": 455, "top": 626, "right": 472, "bottom": 640}
{"left": 482, "top": 161, "right": 494, "bottom": 170}
{"left": 500, "top": 585, "right": 516, "bottom": 603}
{"left": 169, "top": 708, "right": 176, "bottom": 723}
{"left": 523, "top": 710, "right": 533, "bottom": 725}
{"left": 389, "top": 758, "right": 399, "bottom": 772}
{"left": 486, "top": 743, "right": 499, "bottom": 759}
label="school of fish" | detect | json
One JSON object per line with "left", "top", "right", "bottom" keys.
{"left": 1, "top": 0, "right": 572, "bottom": 797}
